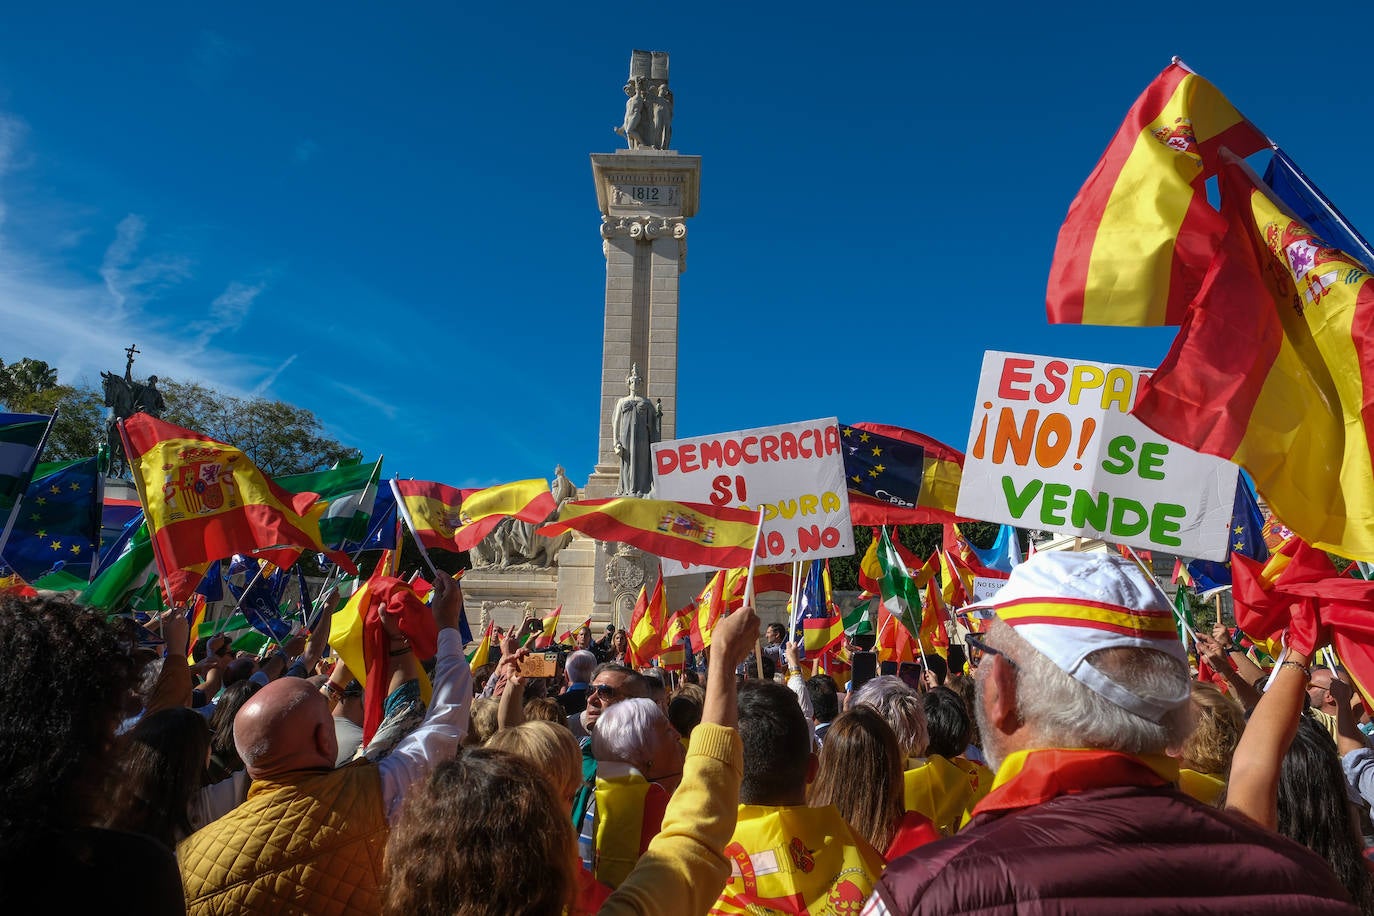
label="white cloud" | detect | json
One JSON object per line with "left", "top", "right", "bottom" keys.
{"left": 331, "top": 381, "right": 399, "bottom": 421}
{"left": 98, "top": 214, "right": 192, "bottom": 321}
{"left": 251, "top": 353, "right": 297, "bottom": 397}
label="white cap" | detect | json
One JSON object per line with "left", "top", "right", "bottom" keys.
{"left": 967, "top": 551, "right": 1189, "bottom": 722}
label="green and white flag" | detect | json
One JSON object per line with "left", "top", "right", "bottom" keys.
{"left": 876, "top": 527, "right": 923, "bottom": 640}
{"left": 79, "top": 520, "right": 156, "bottom": 612}
{"left": 843, "top": 597, "right": 873, "bottom": 636}
{"left": 277, "top": 458, "right": 382, "bottom": 548}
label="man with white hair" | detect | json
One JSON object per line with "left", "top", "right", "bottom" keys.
{"left": 868, "top": 551, "right": 1356, "bottom": 915}
{"left": 559, "top": 648, "right": 598, "bottom": 718}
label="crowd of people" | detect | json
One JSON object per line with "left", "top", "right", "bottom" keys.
{"left": 1, "top": 549, "right": 1371, "bottom": 914}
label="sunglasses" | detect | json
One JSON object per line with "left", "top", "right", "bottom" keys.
{"left": 590, "top": 683, "right": 620, "bottom": 699}
{"left": 965, "top": 634, "right": 1017, "bottom": 670}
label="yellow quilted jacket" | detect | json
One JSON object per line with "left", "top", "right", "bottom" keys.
{"left": 179, "top": 761, "right": 388, "bottom": 916}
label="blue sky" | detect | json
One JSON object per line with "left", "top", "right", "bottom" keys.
{"left": 1, "top": 2, "right": 1371, "bottom": 488}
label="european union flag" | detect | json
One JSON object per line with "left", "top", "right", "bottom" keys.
{"left": 1188, "top": 478, "right": 1269, "bottom": 594}
{"left": 839, "top": 424, "right": 925, "bottom": 511}
{"left": 1, "top": 458, "right": 101, "bottom": 583}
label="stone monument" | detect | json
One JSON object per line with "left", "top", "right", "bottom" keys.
{"left": 100, "top": 344, "right": 165, "bottom": 477}
{"left": 556, "top": 50, "right": 702, "bottom": 627}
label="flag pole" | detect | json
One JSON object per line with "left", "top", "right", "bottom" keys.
{"left": 1271, "top": 148, "right": 1374, "bottom": 270}
{"left": 741, "top": 507, "right": 766, "bottom": 680}
{"left": 787, "top": 560, "right": 802, "bottom": 646}
{"left": 0, "top": 409, "right": 58, "bottom": 562}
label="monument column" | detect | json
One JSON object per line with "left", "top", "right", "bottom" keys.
{"left": 558, "top": 50, "right": 701, "bottom": 627}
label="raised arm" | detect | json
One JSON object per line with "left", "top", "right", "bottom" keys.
{"left": 377, "top": 575, "right": 472, "bottom": 822}
{"left": 144, "top": 610, "right": 193, "bottom": 715}
{"left": 1225, "top": 647, "right": 1310, "bottom": 830}
{"left": 601, "top": 604, "right": 759, "bottom": 916}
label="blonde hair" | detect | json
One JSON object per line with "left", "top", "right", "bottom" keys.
{"left": 1180, "top": 681, "right": 1245, "bottom": 777}
{"left": 467, "top": 697, "right": 500, "bottom": 746}
{"left": 486, "top": 720, "right": 582, "bottom": 802}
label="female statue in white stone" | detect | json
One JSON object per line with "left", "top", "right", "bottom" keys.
{"left": 613, "top": 364, "right": 661, "bottom": 497}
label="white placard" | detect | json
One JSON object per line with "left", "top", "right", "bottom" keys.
{"left": 971, "top": 576, "right": 1008, "bottom": 603}
{"left": 652, "top": 417, "right": 854, "bottom": 575}
{"left": 956, "top": 351, "right": 1238, "bottom": 561}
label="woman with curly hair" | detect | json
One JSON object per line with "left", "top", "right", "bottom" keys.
{"left": 1178, "top": 681, "right": 1246, "bottom": 805}
{"left": 0, "top": 594, "right": 185, "bottom": 912}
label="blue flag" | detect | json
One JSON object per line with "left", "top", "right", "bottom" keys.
{"left": 195, "top": 561, "right": 224, "bottom": 603}
{"left": 839, "top": 423, "right": 925, "bottom": 511}
{"left": 340, "top": 482, "right": 397, "bottom": 552}
{"left": 1264, "top": 149, "right": 1374, "bottom": 271}
{"left": 967, "top": 525, "right": 1023, "bottom": 574}
{"left": 1188, "top": 478, "right": 1269, "bottom": 594}
{"left": 2, "top": 458, "right": 102, "bottom": 582}
{"left": 226, "top": 556, "right": 292, "bottom": 641}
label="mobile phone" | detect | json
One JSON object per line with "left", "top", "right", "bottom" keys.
{"left": 519, "top": 652, "right": 558, "bottom": 678}
{"left": 897, "top": 661, "right": 924, "bottom": 692}
{"left": 850, "top": 651, "right": 878, "bottom": 692}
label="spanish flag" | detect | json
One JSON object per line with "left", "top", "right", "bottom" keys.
{"left": 467, "top": 620, "right": 495, "bottom": 669}
{"left": 1046, "top": 61, "right": 1268, "bottom": 326}
{"left": 451, "top": 478, "right": 557, "bottom": 550}
{"left": 533, "top": 605, "right": 561, "bottom": 649}
{"left": 844, "top": 423, "right": 966, "bottom": 525}
{"left": 391, "top": 479, "right": 466, "bottom": 553}
{"left": 627, "top": 572, "right": 667, "bottom": 668}
{"left": 1135, "top": 156, "right": 1374, "bottom": 561}
{"left": 538, "top": 498, "right": 759, "bottom": 570}
{"left": 121, "top": 414, "right": 355, "bottom": 603}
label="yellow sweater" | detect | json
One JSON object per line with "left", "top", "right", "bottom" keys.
{"left": 600, "top": 723, "right": 744, "bottom": 916}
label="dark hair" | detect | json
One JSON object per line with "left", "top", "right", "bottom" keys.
{"left": 103, "top": 707, "right": 210, "bottom": 847}
{"left": 738, "top": 653, "right": 776, "bottom": 681}
{"left": 738, "top": 680, "right": 812, "bottom": 805}
{"left": 207, "top": 680, "right": 260, "bottom": 781}
{"left": 949, "top": 675, "right": 981, "bottom": 752}
{"left": 766, "top": 622, "right": 787, "bottom": 640}
{"left": 945, "top": 644, "right": 967, "bottom": 678}
{"left": 808, "top": 707, "right": 904, "bottom": 851}
{"left": 922, "top": 687, "right": 971, "bottom": 758}
{"left": 383, "top": 747, "right": 576, "bottom": 915}
{"left": 1277, "top": 715, "right": 1374, "bottom": 911}
{"left": 805, "top": 675, "right": 840, "bottom": 724}
{"left": 222, "top": 657, "right": 254, "bottom": 687}
{"left": 668, "top": 685, "right": 705, "bottom": 738}
{"left": 0, "top": 596, "right": 139, "bottom": 850}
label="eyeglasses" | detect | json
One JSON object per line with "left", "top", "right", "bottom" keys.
{"left": 590, "top": 683, "right": 620, "bottom": 699}
{"left": 965, "top": 634, "right": 1017, "bottom": 670}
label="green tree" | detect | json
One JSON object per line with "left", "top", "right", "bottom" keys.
{"left": 0, "top": 358, "right": 105, "bottom": 460}
{"left": 158, "top": 378, "right": 358, "bottom": 476}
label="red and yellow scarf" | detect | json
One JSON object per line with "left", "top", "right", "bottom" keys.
{"left": 969, "top": 748, "right": 1179, "bottom": 822}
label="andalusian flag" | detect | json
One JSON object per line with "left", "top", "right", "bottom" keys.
{"left": 876, "top": 528, "right": 925, "bottom": 642}
{"left": 0, "top": 412, "right": 51, "bottom": 513}
{"left": 1135, "top": 157, "right": 1374, "bottom": 561}
{"left": 276, "top": 459, "right": 382, "bottom": 548}
{"left": 626, "top": 572, "right": 667, "bottom": 669}
{"left": 121, "top": 414, "right": 355, "bottom": 602}
{"left": 451, "top": 478, "right": 557, "bottom": 550}
{"left": 537, "top": 498, "right": 759, "bottom": 570}
{"left": 391, "top": 479, "right": 466, "bottom": 553}
{"left": 842, "top": 423, "right": 965, "bottom": 525}
{"left": 1047, "top": 62, "right": 1268, "bottom": 326}
{"left": 843, "top": 595, "right": 874, "bottom": 636}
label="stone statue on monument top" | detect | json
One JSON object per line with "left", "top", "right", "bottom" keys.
{"left": 613, "top": 364, "right": 661, "bottom": 497}
{"left": 614, "top": 50, "right": 672, "bottom": 151}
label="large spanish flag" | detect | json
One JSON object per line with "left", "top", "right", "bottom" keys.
{"left": 451, "top": 478, "right": 557, "bottom": 550}
{"left": 122, "top": 413, "right": 355, "bottom": 603}
{"left": 844, "top": 423, "right": 966, "bottom": 525}
{"left": 537, "top": 498, "right": 759, "bottom": 569}
{"left": 1135, "top": 156, "right": 1374, "bottom": 561}
{"left": 1046, "top": 62, "right": 1268, "bottom": 326}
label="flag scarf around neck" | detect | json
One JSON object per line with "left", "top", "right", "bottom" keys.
{"left": 0, "top": 412, "right": 50, "bottom": 510}
{"left": 328, "top": 573, "right": 438, "bottom": 743}
{"left": 842, "top": 422, "right": 966, "bottom": 525}
{"left": 1134, "top": 156, "right": 1374, "bottom": 561}
{"left": 121, "top": 413, "right": 356, "bottom": 602}
{"left": 538, "top": 498, "right": 759, "bottom": 569}
{"left": 969, "top": 748, "right": 1177, "bottom": 822}
{"left": 1047, "top": 62, "right": 1268, "bottom": 326}
{"left": 451, "top": 478, "right": 557, "bottom": 550}
{"left": 276, "top": 459, "right": 382, "bottom": 548}
{"left": 4, "top": 457, "right": 102, "bottom": 582}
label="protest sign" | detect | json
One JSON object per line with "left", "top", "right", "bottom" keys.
{"left": 956, "top": 351, "right": 1238, "bottom": 561}
{"left": 652, "top": 418, "right": 854, "bottom": 575}
{"left": 971, "top": 576, "right": 1008, "bottom": 603}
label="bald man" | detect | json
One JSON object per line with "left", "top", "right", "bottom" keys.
{"left": 179, "top": 575, "right": 471, "bottom": 916}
